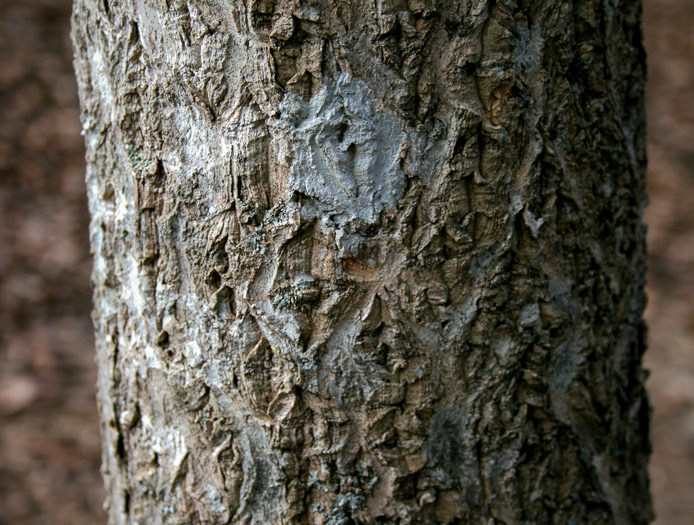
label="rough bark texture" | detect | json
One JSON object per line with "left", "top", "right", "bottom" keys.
{"left": 72, "top": 0, "right": 651, "bottom": 523}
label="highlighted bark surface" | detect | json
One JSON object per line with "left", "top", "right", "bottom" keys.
{"left": 73, "top": 0, "right": 652, "bottom": 523}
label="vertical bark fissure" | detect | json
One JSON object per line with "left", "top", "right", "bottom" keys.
{"left": 73, "top": 0, "right": 651, "bottom": 523}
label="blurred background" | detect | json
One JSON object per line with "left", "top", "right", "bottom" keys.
{"left": 0, "top": 0, "right": 691, "bottom": 523}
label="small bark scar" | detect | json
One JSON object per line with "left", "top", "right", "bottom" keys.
{"left": 487, "top": 82, "right": 512, "bottom": 126}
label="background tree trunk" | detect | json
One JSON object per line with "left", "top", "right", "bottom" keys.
{"left": 72, "top": 0, "right": 651, "bottom": 523}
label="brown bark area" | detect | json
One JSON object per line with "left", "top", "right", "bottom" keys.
{"left": 72, "top": 0, "right": 651, "bottom": 523}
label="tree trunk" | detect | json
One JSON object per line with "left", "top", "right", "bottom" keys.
{"left": 72, "top": 0, "right": 651, "bottom": 523}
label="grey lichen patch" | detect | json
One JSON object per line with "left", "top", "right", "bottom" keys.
{"left": 125, "top": 144, "right": 146, "bottom": 171}
{"left": 279, "top": 75, "right": 406, "bottom": 225}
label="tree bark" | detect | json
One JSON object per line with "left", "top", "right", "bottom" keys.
{"left": 72, "top": 0, "right": 651, "bottom": 523}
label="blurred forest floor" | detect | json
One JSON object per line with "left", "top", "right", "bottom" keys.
{"left": 642, "top": 0, "right": 694, "bottom": 522}
{"left": 0, "top": 0, "right": 692, "bottom": 523}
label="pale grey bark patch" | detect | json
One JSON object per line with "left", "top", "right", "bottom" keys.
{"left": 279, "top": 75, "right": 406, "bottom": 225}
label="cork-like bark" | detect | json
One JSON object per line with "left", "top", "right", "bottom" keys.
{"left": 72, "top": 0, "right": 651, "bottom": 523}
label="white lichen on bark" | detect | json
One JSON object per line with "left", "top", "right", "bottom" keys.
{"left": 279, "top": 75, "right": 406, "bottom": 225}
